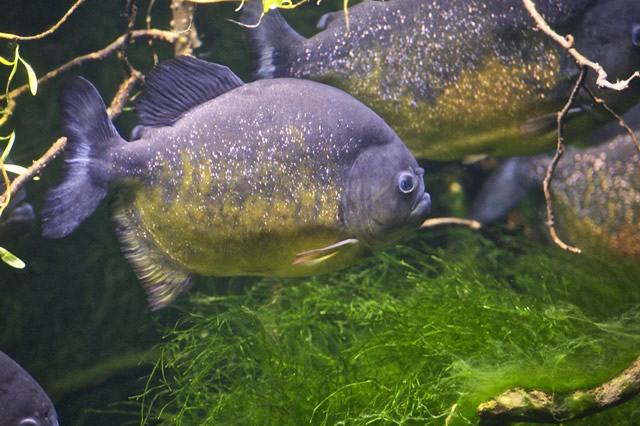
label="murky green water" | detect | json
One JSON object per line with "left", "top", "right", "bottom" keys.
{"left": 1, "top": 1, "right": 640, "bottom": 425}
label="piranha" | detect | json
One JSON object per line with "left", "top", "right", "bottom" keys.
{"left": 242, "top": 0, "right": 640, "bottom": 161}
{"left": 40, "top": 56, "right": 431, "bottom": 310}
{"left": 471, "top": 104, "right": 640, "bottom": 260}
{"left": 0, "top": 351, "right": 58, "bottom": 426}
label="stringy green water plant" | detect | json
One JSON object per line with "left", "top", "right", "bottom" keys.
{"left": 138, "top": 230, "right": 640, "bottom": 425}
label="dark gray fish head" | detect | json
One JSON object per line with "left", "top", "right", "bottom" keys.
{"left": 343, "top": 138, "right": 431, "bottom": 251}
{"left": 0, "top": 352, "right": 58, "bottom": 426}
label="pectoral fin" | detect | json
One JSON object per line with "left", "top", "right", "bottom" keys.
{"left": 519, "top": 107, "right": 584, "bottom": 137}
{"left": 293, "top": 238, "right": 359, "bottom": 266}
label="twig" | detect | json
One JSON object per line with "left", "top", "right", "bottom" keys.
{"left": 477, "top": 354, "right": 640, "bottom": 423}
{"left": 0, "top": 0, "right": 88, "bottom": 41}
{"left": 0, "top": 29, "right": 177, "bottom": 104}
{"left": 146, "top": 0, "right": 160, "bottom": 65}
{"left": 420, "top": 217, "right": 482, "bottom": 230}
{"left": 582, "top": 85, "right": 640, "bottom": 154}
{"left": 118, "top": 0, "right": 139, "bottom": 75}
{"left": 522, "top": 0, "right": 640, "bottom": 91}
{"left": 106, "top": 70, "right": 144, "bottom": 118}
{"left": 0, "top": 136, "right": 66, "bottom": 208}
{"left": 543, "top": 67, "right": 586, "bottom": 254}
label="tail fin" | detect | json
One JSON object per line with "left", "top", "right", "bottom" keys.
{"left": 41, "top": 76, "right": 124, "bottom": 238}
{"left": 241, "top": 2, "right": 305, "bottom": 79}
{"left": 470, "top": 157, "right": 547, "bottom": 225}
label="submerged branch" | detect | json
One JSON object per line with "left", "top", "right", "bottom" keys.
{"left": 583, "top": 85, "right": 640, "bottom": 154}
{"left": 478, "top": 354, "right": 640, "bottom": 423}
{"left": 420, "top": 217, "right": 482, "bottom": 230}
{"left": 0, "top": 0, "right": 88, "bottom": 41}
{"left": 0, "top": 29, "right": 177, "bottom": 104}
{"left": 542, "top": 67, "right": 586, "bottom": 254}
{"left": 522, "top": 0, "right": 640, "bottom": 91}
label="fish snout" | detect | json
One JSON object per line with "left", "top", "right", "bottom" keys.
{"left": 409, "top": 191, "right": 431, "bottom": 225}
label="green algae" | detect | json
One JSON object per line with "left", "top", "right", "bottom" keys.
{"left": 137, "top": 229, "right": 640, "bottom": 425}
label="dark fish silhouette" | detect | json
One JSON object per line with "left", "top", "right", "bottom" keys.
{"left": 0, "top": 351, "right": 58, "bottom": 426}
{"left": 40, "top": 56, "right": 431, "bottom": 310}
{"left": 0, "top": 161, "right": 35, "bottom": 244}
{"left": 243, "top": 0, "right": 640, "bottom": 161}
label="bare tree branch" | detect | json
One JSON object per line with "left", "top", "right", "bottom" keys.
{"left": 420, "top": 217, "right": 482, "bottom": 230}
{"left": 0, "top": 29, "right": 177, "bottom": 105}
{"left": 478, "top": 354, "right": 640, "bottom": 423}
{"left": 542, "top": 67, "right": 586, "bottom": 254}
{"left": 0, "top": 0, "right": 88, "bottom": 41}
{"left": 522, "top": 0, "right": 640, "bottom": 91}
{"left": 582, "top": 85, "right": 640, "bottom": 154}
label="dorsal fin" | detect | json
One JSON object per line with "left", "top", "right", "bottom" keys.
{"left": 136, "top": 55, "right": 244, "bottom": 127}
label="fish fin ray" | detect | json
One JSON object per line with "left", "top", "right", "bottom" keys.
{"left": 241, "top": 2, "right": 305, "bottom": 79}
{"left": 136, "top": 56, "right": 244, "bottom": 128}
{"left": 111, "top": 192, "right": 194, "bottom": 310}
{"left": 41, "top": 76, "right": 124, "bottom": 238}
{"left": 293, "top": 238, "right": 359, "bottom": 266}
{"left": 519, "top": 107, "right": 584, "bottom": 138}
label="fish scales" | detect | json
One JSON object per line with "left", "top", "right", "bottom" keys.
{"left": 244, "top": 0, "right": 640, "bottom": 160}
{"left": 41, "top": 56, "right": 431, "bottom": 309}
{"left": 114, "top": 86, "right": 353, "bottom": 276}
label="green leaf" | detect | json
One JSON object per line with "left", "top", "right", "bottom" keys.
{"left": 0, "top": 246, "right": 26, "bottom": 269}
{"left": 0, "top": 131, "right": 15, "bottom": 163}
{"left": 18, "top": 56, "right": 38, "bottom": 96}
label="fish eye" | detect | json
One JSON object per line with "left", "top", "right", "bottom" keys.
{"left": 19, "top": 418, "right": 41, "bottom": 426}
{"left": 633, "top": 24, "right": 640, "bottom": 47}
{"left": 397, "top": 172, "right": 417, "bottom": 194}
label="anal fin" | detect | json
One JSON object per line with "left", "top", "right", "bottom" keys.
{"left": 111, "top": 191, "right": 194, "bottom": 311}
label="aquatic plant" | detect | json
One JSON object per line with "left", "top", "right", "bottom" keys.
{"left": 0, "top": 44, "right": 38, "bottom": 268}
{"left": 138, "top": 230, "right": 640, "bottom": 425}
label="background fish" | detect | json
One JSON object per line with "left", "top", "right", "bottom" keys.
{"left": 40, "top": 56, "right": 431, "bottom": 310}
{"left": 0, "top": 162, "right": 35, "bottom": 244}
{"left": 471, "top": 104, "right": 640, "bottom": 260}
{"left": 0, "top": 351, "right": 58, "bottom": 426}
{"left": 243, "top": 0, "right": 640, "bottom": 161}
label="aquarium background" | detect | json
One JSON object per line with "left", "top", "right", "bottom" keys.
{"left": 1, "top": 0, "right": 640, "bottom": 425}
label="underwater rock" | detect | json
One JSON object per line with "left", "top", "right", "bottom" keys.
{"left": 471, "top": 104, "right": 640, "bottom": 260}
{"left": 243, "top": 0, "right": 640, "bottom": 161}
{"left": 0, "top": 351, "right": 58, "bottom": 426}
{"left": 40, "top": 56, "right": 431, "bottom": 310}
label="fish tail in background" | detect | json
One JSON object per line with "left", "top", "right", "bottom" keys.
{"left": 470, "top": 156, "right": 548, "bottom": 225}
{"left": 41, "top": 76, "right": 125, "bottom": 239}
{"left": 241, "top": 1, "right": 305, "bottom": 79}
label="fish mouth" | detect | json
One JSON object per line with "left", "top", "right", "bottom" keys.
{"left": 408, "top": 191, "right": 431, "bottom": 226}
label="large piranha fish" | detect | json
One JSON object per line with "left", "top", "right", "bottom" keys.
{"left": 471, "top": 104, "right": 640, "bottom": 260}
{"left": 242, "top": 0, "right": 640, "bottom": 161}
{"left": 40, "top": 56, "right": 431, "bottom": 310}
